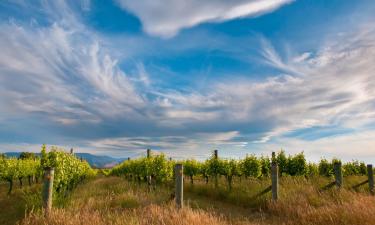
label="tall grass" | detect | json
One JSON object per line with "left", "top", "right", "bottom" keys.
{"left": 21, "top": 205, "right": 248, "bottom": 225}
{"left": 0, "top": 182, "right": 42, "bottom": 225}
{"left": 268, "top": 186, "right": 375, "bottom": 225}
{"left": 20, "top": 177, "right": 253, "bottom": 225}
{"left": 17, "top": 176, "right": 375, "bottom": 225}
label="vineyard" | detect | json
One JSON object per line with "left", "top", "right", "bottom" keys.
{"left": 111, "top": 150, "right": 369, "bottom": 190}
{"left": 0, "top": 145, "right": 96, "bottom": 196}
{"left": 1, "top": 147, "right": 375, "bottom": 225}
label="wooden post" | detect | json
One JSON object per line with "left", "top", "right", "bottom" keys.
{"left": 334, "top": 162, "right": 343, "bottom": 188}
{"left": 368, "top": 164, "right": 374, "bottom": 194}
{"left": 271, "top": 161, "right": 279, "bottom": 201}
{"left": 42, "top": 167, "right": 54, "bottom": 215}
{"left": 175, "top": 164, "right": 183, "bottom": 209}
{"left": 214, "top": 150, "right": 218, "bottom": 188}
{"left": 147, "top": 149, "right": 152, "bottom": 188}
{"left": 70, "top": 148, "right": 73, "bottom": 154}
{"left": 128, "top": 157, "right": 130, "bottom": 161}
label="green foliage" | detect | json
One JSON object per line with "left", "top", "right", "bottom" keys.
{"left": 318, "top": 158, "right": 333, "bottom": 177}
{"left": 241, "top": 155, "right": 261, "bottom": 178}
{"left": 98, "top": 169, "right": 111, "bottom": 176}
{"left": 200, "top": 161, "right": 210, "bottom": 183}
{"left": 259, "top": 156, "right": 271, "bottom": 177}
{"left": 0, "top": 145, "right": 98, "bottom": 196}
{"left": 0, "top": 157, "right": 41, "bottom": 194}
{"left": 318, "top": 158, "right": 344, "bottom": 177}
{"left": 149, "top": 154, "right": 174, "bottom": 182}
{"left": 276, "top": 150, "right": 288, "bottom": 176}
{"left": 343, "top": 160, "right": 367, "bottom": 176}
{"left": 41, "top": 146, "right": 96, "bottom": 193}
{"left": 183, "top": 159, "right": 201, "bottom": 184}
{"left": 220, "top": 159, "right": 240, "bottom": 190}
{"left": 220, "top": 159, "right": 240, "bottom": 177}
{"left": 359, "top": 162, "right": 367, "bottom": 175}
{"left": 306, "top": 163, "right": 319, "bottom": 176}
{"left": 110, "top": 150, "right": 371, "bottom": 190}
{"left": 286, "top": 152, "right": 307, "bottom": 176}
{"left": 41, "top": 144, "right": 47, "bottom": 166}
{"left": 0, "top": 158, "right": 21, "bottom": 182}
{"left": 207, "top": 154, "right": 221, "bottom": 177}
{"left": 111, "top": 153, "right": 173, "bottom": 183}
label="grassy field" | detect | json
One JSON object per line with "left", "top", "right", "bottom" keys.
{"left": 0, "top": 181, "right": 42, "bottom": 225}
{"left": 2, "top": 176, "right": 375, "bottom": 225}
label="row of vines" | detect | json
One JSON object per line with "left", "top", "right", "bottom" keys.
{"left": 110, "top": 150, "right": 368, "bottom": 190}
{"left": 0, "top": 145, "right": 96, "bottom": 194}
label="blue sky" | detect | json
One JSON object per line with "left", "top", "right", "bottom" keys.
{"left": 1, "top": 0, "right": 375, "bottom": 161}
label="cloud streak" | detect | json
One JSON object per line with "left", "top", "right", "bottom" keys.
{"left": 116, "top": 0, "right": 293, "bottom": 38}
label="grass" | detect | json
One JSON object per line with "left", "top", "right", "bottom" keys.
{"left": 0, "top": 181, "right": 42, "bottom": 225}
{"left": 20, "top": 177, "right": 248, "bottom": 225}
{"left": 2, "top": 175, "right": 375, "bottom": 224}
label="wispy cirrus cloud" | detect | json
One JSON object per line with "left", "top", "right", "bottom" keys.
{"left": 1, "top": 1, "right": 375, "bottom": 160}
{"left": 116, "top": 0, "right": 294, "bottom": 38}
{"left": 0, "top": 1, "right": 149, "bottom": 125}
{"left": 86, "top": 131, "right": 244, "bottom": 158}
{"left": 209, "top": 26, "right": 375, "bottom": 143}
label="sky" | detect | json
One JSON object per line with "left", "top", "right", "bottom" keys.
{"left": 1, "top": 0, "right": 375, "bottom": 162}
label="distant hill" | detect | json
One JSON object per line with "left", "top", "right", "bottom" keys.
{"left": 3, "top": 152, "right": 125, "bottom": 168}
{"left": 73, "top": 153, "right": 126, "bottom": 168}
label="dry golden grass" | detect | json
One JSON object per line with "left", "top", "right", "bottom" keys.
{"left": 15, "top": 176, "right": 375, "bottom": 225}
{"left": 21, "top": 204, "right": 253, "bottom": 225}
{"left": 0, "top": 182, "right": 42, "bottom": 225}
{"left": 18, "top": 177, "right": 256, "bottom": 225}
{"left": 268, "top": 185, "right": 375, "bottom": 225}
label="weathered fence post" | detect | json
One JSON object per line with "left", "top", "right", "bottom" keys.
{"left": 42, "top": 167, "right": 54, "bottom": 215}
{"left": 147, "top": 149, "right": 152, "bottom": 189}
{"left": 334, "top": 162, "right": 343, "bottom": 188}
{"left": 175, "top": 164, "right": 183, "bottom": 209}
{"left": 271, "top": 155, "right": 279, "bottom": 201}
{"left": 127, "top": 157, "right": 130, "bottom": 161}
{"left": 214, "top": 149, "right": 218, "bottom": 188}
{"left": 368, "top": 164, "right": 374, "bottom": 195}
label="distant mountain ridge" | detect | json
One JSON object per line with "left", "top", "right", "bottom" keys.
{"left": 3, "top": 152, "right": 125, "bottom": 168}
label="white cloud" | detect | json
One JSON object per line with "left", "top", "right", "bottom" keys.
{"left": 217, "top": 27, "right": 375, "bottom": 142}
{"left": 152, "top": 24, "right": 375, "bottom": 144}
{"left": 116, "top": 0, "right": 293, "bottom": 38}
{"left": 0, "top": 14, "right": 145, "bottom": 124}
{"left": 86, "top": 131, "right": 244, "bottom": 159}
{"left": 1, "top": 1, "right": 375, "bottom": 160}
{"left": 292, "top": 52, "right": 311, "bottom": 63}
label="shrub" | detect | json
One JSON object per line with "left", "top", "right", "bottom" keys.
{"left": 241, "top": 155, "right": 261, "bottom": 178}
